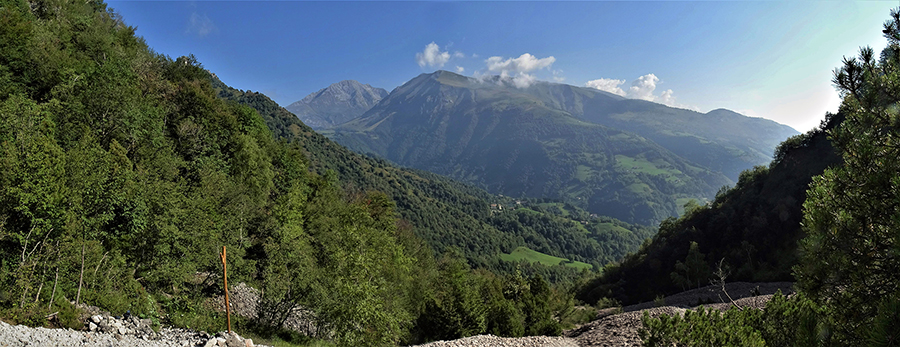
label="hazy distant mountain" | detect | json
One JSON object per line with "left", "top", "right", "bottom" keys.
{"left": 474, "top": 75, "right": 799, "bottom": 181}
{"left": 570, "top": 102, "right": 797, "bottom": 181}
{"left": 327, "top": 71, "right": 734, "bottom": 225}
{"left": 285, "top": 80, "right": 388, "bottom": 129}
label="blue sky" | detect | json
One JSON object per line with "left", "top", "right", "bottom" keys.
{"left": 107, "top": 1, "right": 897, "bottom": 132}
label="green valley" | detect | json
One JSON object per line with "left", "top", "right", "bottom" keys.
{"left": 500, "top": 247, "right": 593, "bottom": 270}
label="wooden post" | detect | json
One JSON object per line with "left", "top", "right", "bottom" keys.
{"left": 221, "top": 246, "right": 231, "bottom": 334}
{"left": 76, "top": 243, "right": 85, "bottom": 305}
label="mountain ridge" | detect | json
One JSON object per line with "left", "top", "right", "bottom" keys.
{"left": 327, "top": 70, "right": 736, "bottom": 225}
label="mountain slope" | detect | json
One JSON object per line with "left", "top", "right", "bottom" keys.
{"left": 285, "top": 80, "right": 388, "bottom": 129}
{"left": 474, "top": 76, "right": 798, "bottom": 182}
{"left": 576, "top": 113, "right": 843, "bottom": 305}
{"left": 575, "top": 102, "right": 798, "bottom": 181}
{"left": 211, "top": 75, "right": 654, "bottom": 273}
{"left": 328, "top": 71, "right": 732, "bottom": 225}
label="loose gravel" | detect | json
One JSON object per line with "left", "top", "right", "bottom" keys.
{"left": 0, "top": 309, "right": 265, "bottom": 347}
{"left": 0, "top": 319, "right": 262, "bottom": 347}
{"left": 1, "top": 282, "right": 793, "bottom": 347}
{"left": 413, "top": 334, "right": 579, "bottom": 347}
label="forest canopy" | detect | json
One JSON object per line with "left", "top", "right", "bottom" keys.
{"left": 0, "top": 0, "right": 593, "bottom": 344}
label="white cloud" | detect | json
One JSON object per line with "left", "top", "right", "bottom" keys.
{"left": 477, "top": 53, "right": 556, "bottom": 89}
{"left": 486, "top": 53, "right": 556, "bottom": 74}
{"left": 512, "top": 73, "right": 536, "bottom": 89}
{"left": 456, "top": 66, "right": 465, "bottom": 73}
{"left": 585, "top": 78, "right": 626, "bottom": 96}
{"left": 658, "top": 89, "right": 676, "bottom": 106}
{"left": 416, "top": 42, "right": 451, "bottom": 68}
{"left": 454, "top": 51, "right": 465, "bottom": 58}
{"left": 186, "top": 12, "right": 216, "bottom": 37}
{"left": 552, "top": 69, "right": 565, "bottom": 83}
{"left": 626, "top": 73, "right": 660, "bottom": 101}
{"left": 586, "top": 73, "right": 693, "bottom": 109}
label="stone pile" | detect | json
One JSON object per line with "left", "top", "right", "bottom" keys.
{"left": 0, "top": 317, "right": 264, "bottom": 347}
{"left": 221, "top": 283, "right": 318, "bottom": 337}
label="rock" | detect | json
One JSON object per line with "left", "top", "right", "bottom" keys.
{"left": 225, "top": 332, "right": 243, "bottom": 347}
{"left": 88, "top": 322, "right": 97, "bottom": 331}
{"left": 91, "top": 315, "right": 103, "bottom": 323}
{"left": 245, "top": 338, "right": 254, "bottom": 347}
{"left": 204, "top": 338, "right": 219, "bottom": 347}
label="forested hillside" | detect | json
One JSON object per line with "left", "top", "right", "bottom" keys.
{"left": 577, "top": 112, "right": 842, "bottom": 305}
{"left": 210, "top": 74, "right": 655, "bottom": 276}
{"left": 0, "top": 1, "right": 605, "bottom": 344}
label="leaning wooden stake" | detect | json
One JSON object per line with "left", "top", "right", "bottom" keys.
{"left": 76, "top": 243, "right": 85, "bottom": 305}
{"left": 221, "top": 246, "right": 231, "bottom": 334}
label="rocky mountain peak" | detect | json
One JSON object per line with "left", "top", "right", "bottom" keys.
{"left": 286, "top": 80, "right": 388, "bottom": 129}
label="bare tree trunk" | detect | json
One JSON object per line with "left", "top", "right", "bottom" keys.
{"left": 48, "top": 241, "right": 61, "bottom": 311}
{"left": 34, "top": 264, "right": 46, "bottom": 303}
{"left": 91, "top": 251, "right": 108, "bottom": 289}
{"left": 49, "top": 265, "right": 59, "bottom": 311}
{"left": 20, "top": 239, "right": 47, "bottom": 308}
{"left": 76, "top": 244, "right": 85, "bottom": 305}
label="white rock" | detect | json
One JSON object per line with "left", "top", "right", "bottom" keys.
{"left": 204, "top": 338, "right": 219, "bottom": 347}
{"left": 88, "top": 322, "right": 97, "bottom": 331}
{"left": 117, "top": 327, "right": 126, "bottom": 335}
{"left": 91, "top": 315, "right": 102, "bottom": 323}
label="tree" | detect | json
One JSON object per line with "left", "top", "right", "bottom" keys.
{"left": 795, "top": 7, "right": 900, "bottom": 344}
{"left": 670, "top": 241, "right": 709, "bottom": 291}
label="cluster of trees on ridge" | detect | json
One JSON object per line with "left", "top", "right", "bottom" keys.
{"left": 0, "top": 1, "right": 602, "bottom": 345}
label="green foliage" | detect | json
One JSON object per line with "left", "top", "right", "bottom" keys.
{"left": 0, "top": 3, "right": 578, "bottom": 345}
{"left": 869, "top": 293, "right": 900, "bottom": 347}
{"left": 670, "top": 241, "right": 710, "bottom": 291}
{"left": 0, "top": 2, "right": 420, "bottom": 344}
{"left": 500, "top": 247, "right": 592, "bottom": 270}
{"left": 489, "top": 202, "right": 655, "bottom": 267}
{"left": 795, "top": 8, "right": 900, "bottom": 344}
{"left": 639, "top": 292, "right": 827, "bottom": 347}
{"left": 213, "top": 69, "right": 658, "bottom": 288}
{"left": 640, "top": 307, "right": 766, "bottom": 347}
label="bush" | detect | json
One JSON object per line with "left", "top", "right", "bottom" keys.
{"left": 640, "top": 306, "right": 765, "bottom": 347}
{"left": 639, "top": 292, "right": 826, "bottom": 347}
